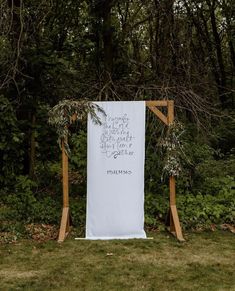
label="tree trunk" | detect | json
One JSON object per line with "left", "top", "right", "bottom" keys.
{"left": 208, "top": 0, "right": 227, "bottom": 106}
{"left": 102, "top": 1, "right": 113, "bottom": 80}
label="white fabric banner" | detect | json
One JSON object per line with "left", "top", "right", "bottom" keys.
{"left": 86, "top": 101, "right": 146, "bottom": 239}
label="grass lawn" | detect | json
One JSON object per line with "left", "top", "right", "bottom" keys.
{"left": 0, "top": 230, "right": 234, "bottom": 291}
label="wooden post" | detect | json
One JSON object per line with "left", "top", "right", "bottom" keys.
{"left": 58, "top": 139, "right": 70, "bottom": 242}
{"left": 146, "top": 100, "right": 184, "bottom": 241}
{"left": 167, "top": 101, "right": 185, "bottom": 241}
{"left": 62, "top": 139, "right": 69, "bottom": 208}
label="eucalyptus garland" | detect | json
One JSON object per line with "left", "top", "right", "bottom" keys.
{"left": 48, "top": 99, "right": 105, "bottom": 155}
{"left": 159, "top": 121, "right": 185, "bottom": 178}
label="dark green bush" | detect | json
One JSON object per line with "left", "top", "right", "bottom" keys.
{"left": 144, "top": 191, "right": 168, "bottom": 227}
{"left": 5, "top": 176, "right": 38, "bottom": 222}
{"left": 177, "top": 185, "right": 235, "bottom": 229}
{"left": 0, "top": 121, "right": 234, "bottom": 234}
{"left": 0, "top": 95, "right": 24, "bottom": 187}
{"left": 3, "top": 175, "right": 61, "bottom": 224}
{"left": 70, "top": 196, "right": 86, "bottom": 230}
{"left": 144, "top": 174, "right": 235, "bottom": 230}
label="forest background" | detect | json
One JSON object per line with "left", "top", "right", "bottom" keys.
{"left": 0, "top": 0, "right": 234, "bottom": 241}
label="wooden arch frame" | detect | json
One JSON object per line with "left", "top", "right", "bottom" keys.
{"left": 58, "top": 100, "right": 185, "bottom": 242}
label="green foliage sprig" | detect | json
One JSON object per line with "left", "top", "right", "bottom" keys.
{"left": 48, "top": 99, "right": 105, "bottom": 155}
{"left": 159, "top": 121, "right": 186, "bottom": 178}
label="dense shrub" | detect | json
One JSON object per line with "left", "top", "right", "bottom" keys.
{"left": 145, "top": 177, "right": 235, "bottom": 230}
{"left": 177, "top": 185, "right": 235, "bottom": 229}
{"left": 2, "top": 176, "right": 61, "bottom": 224}
{"left": 0, "top": 123, "right": 234, "bottom": 234}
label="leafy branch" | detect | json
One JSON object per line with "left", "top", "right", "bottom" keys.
{"left": 48, "top": 99, "right": 105, "bottom": 155}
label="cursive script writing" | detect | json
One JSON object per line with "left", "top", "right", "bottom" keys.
{"left": 100, "top": 114, "right": 135, "bottom": 159}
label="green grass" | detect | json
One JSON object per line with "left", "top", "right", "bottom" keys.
{"left": 0, "top": 231, "right": 235, "bottom": 291}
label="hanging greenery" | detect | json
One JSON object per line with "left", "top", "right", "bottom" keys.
{"left": 159, "top": 121, "right": 186, "bottom": 178}
{"left": 48, "top": 99, "right": 105, "bottom": 155}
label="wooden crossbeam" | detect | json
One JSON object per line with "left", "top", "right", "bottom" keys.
{"left": 146, "top": 100, "right": 168, "bottom": 107}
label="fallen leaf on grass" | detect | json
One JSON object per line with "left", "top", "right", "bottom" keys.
{"left": 25, "top": 224, "right": 58, "bottom": 242}
{"left": 220, "top": 224, "right": 235, "bottom": 233}
{"left": 106, "top": 253, "right": 114, "bottom": 256}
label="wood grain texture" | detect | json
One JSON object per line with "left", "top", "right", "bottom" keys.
{"left": 167, "top": 100, "right": 174, "bottom": 125}
{"left": 58, "top": 207, "right": 70, "bottom": 243}
{"left": 169, "top": 176, "right": 176, "bottom": 205}
{"left": 170, "top": 205, "right": 185, "bottom": 242}
{"left": 62, "top": 140, "right": 69, "bottom": 208}
{"left": 148, "top": 106, "right": 168, "bottom": 125}
{"left": 146, "top": 100, "right": 168, "bottom": 107}
{"left": 58, "top": 140, "right": 70, "bottom": 242}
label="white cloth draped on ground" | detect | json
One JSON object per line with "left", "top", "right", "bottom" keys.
{"left": 86, "top": 101, "right": 146, "bottom": 239}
